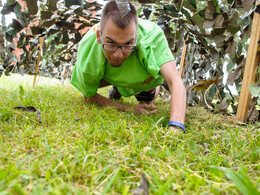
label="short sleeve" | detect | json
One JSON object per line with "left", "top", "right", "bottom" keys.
{"left": 137, "top": 20, "right": 174, "bottom": 78}
{"left": 71, "top": 61, "right": 101, "bottom": 97}
{"left": 70, "top": 25, "right": 106, "bottom": 97}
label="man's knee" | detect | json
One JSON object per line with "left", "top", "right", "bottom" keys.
{"left": 99, "top": 79, "right": 111, "bottom": 88}
{"left": 135, "top": 86, "right": 160, "bottom": 104}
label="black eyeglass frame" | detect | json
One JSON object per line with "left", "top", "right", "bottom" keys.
{"left": 99, "top": 33, "right": 137, "bottom": 52}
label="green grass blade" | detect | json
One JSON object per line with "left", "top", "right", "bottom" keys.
{"left": 219, "top": 167, "right": 260, "bottom": 195}
{"left": 102, "top": 168, "right": 119, "bottom": 194}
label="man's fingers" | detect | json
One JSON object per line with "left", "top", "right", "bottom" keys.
{"left": 142, "top": 104, "right": 157, "bottom": 110}
{"left": 168, "top": 126, "right": 181, "bottom": 132}
{"left": 134, "top": 104, "right": 157, "bottom": 115}
{"left": 140, "top": 109, "right": 146, "bottom": 115}
{"left": 143, "top": 108, "right": 157, "bottom": 115}
{"left": 139, "top": 108, "right": 149, "bottom": 115}
{"left": 147, "top": 109, "right": 157, "bottom": 115}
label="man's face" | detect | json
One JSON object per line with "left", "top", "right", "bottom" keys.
{"left": 97, "top": 19, "right": 137, "bottom": 67}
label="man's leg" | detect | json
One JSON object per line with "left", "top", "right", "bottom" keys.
{"left": 99, "top": 79, "right": 111, "bottom": 88}
{"left": 83, "top": 80, "right": 114, "bottom": 102}
{"left": 135, "top": 86, "right": 160, "bottom": 104}
{"left": 108, "top": 86, "right": 122, "bottom": 100}
{"left": 98, "top": 80, "right": 122, "bottom": 100}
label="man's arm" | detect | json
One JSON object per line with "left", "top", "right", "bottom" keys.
{"left": 160, "top": 61, "right": 186, "bottom": 124}
{"left": 84, "top": 93, "right": 157, "bottom": 115}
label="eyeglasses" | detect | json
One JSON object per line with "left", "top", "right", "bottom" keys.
{"left": 99, "top": 33, "right": 136, "bottom": 52}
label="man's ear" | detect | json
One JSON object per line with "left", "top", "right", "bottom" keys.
{"left": 96, "top": 29, "right": 101, "bottom": 44}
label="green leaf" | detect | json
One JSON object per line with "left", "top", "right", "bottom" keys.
{"left": 7, "top": 0, "right": 16, "bottom": 5}
{"left": 203, "top": 19, "right": 215, "bottom": 28}
{"left": 19, "top": 85, "right": 24, "bottom": 98}
{"left": 214, "top": 15, "right": 224, "bottom": 27}
{"left": 164, "top": 4, "right": 179, "bottom": 17}
{"left": 241, "top": 17, "right": 251, "bottom": 30}
{"left": 12, "top": 19, "right": 23, "bottom": 31}
{"left": 30, "top": 26, "right": 44, "bottom": 35}
{"left": 190, "top": 13, "right": 204, "bottom": 30}
{"left": 24, "top": 0, "right": 38, "bottom": 15}
{"left": 44, "top": 137, "right": 51, "bottom": 154}
{"left": 190, "top": 174, "right": 206, "bottom": 186}
{"left": 182, "top": 1, "right": 196, "bottom": 12}
{"left": 61, "top": 31, "right": 69, "bottom": 44}
{"left": 40, "top": 11, "right": 52, "bottom": 20}
{"left": 189, "top": 141, "right": 200, "bottom": 154}
{"left": 209, "top": 165, "right": 224, "bottom": 177}
{"left": 227, "top": 25, "right": 240, "bottom": 35}
{"left": 137, "top": 8, "right": 142, "bottom": 15}
{"left": 143, "top": 8, "right": 152, "bottom": 19}
{"left": 17, "top": 31, "right": 26, "bottom": 48}
{"left": 226, "top": 40, "right": 237, "bottom": 55}
{"left": 187, "top": 0, "right": 197, "bottom": 9}
{"left": 219, "top": 167, "right": 260, "bottom": 195}
{"left": 213, "top": 35, "right": 226, "bottom": 47}
{"left": 11, "top": 183, "right": 25, "bottom": 195}
{"left": 237, "top": 42, "right": 243, "bottom": 56}
{"left": 138, "top": 0, "right": 156, "bottom": 3}
{"left": 13, "top": 2, "right": 22, "bottom": 18}
{"left": 65, "top": 0, "right": 81, "bottom": 8}
{"left": 181, "top": 7, "right": 191, "bottom": 18}
{"left": 249, "top": 85, "right": 260, "bottom": 97}
{"left": 48, "top": 0, "right": 58, "bottom": 12}
{"left": 212, "top": 0, "right": 220, "bottom": 14}
{"left": 226, "top": 61, "right": 235, "bottom": 72}
{"left": 102, "top": 169, "right": 119, "bottom": 194}
{"left": 6, "top": 27, "right": 18, "bottom": 39}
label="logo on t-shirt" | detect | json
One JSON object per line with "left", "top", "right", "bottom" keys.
{"left": 142, "top": 76, "right": 154, "bottom": 85}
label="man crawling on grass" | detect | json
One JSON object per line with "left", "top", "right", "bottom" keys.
{"left": 71, "top": 0, "right": 186, "bottom": 132}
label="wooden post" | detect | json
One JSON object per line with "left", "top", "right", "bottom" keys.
{"left": 236, "top": 2, "right": 260, "bottom": 122}
{"left": 179, "top": 36, "right": 189, "bottom": 77}
{"left": 62, "top": 66, "right": 67, "bottom": 85}
{"left": 62, "top": 54, "right": 70, "bottom": 85}
{"left": 33, "top": 37, "right": 44, "bottom": 87}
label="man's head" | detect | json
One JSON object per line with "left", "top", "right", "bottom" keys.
{"left": 100, "top": 0, "right": 138, "bottom": 32}
{"left": 97, "top": 0, "right": 138, "bottom": 67}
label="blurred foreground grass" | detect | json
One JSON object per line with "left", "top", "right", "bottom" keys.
{"left": 0, "top": 74, "right": 259, "bottom": 194}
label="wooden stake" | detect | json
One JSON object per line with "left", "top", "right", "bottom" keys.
{"left": 62, "top": 54, "right": 70, "bottom": 85}
{"left": 33, "top": 37, "right": 44, "bottom": 87}
{"left": 62, "top": 66, "right": 67, "bottom": 85}
{"left": 236, "top": 2, "right": 260, "bottom": 122}
{"left": 179, "top": 36, "right": 189, "bottom": 77}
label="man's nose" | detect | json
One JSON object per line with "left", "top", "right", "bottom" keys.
{"left": 113, "top": 47, "right": 124, "bottom": 58}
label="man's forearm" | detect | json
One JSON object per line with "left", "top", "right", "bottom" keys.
{"left": 169, "top": 77, "right": 186, "bottom": 124}
{"left": 84, "top": 93, "right": 158, "bottom": 115}
{"left": 84, "top": 93, "right": 131, "bottom": 112}
{"left": 160, "top": 61, "right": 186, "bottom": 125}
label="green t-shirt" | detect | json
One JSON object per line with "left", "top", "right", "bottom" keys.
{"left": 71, "top": 19, "right": 174, "bottom": 97}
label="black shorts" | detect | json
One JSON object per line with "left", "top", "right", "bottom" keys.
{"left": 135, "top": 88, "right": 156, "bottom": 103}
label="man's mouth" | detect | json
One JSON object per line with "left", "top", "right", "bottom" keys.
{"left": 108, "top": 59, "right": 124, "bottom": 67}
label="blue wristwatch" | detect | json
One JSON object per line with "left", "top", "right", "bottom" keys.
{"left": 168, "top": 121, "right": 186, "bottom": 133}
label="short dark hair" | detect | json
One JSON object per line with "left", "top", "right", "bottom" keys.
{"left": 100, "top": 0, "right": 138, "bottom": 31}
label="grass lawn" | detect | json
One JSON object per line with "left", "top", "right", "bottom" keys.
{"left": 0, "top": 74, "right": 259, "bottom": 194}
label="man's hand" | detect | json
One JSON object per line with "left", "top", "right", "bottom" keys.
{"left": 168, "top": 126, "right": 182, "bottom": 133}
{"left": 85, "top": 93, "right": 157, "bottom": 115}
{"left": 133, "top": 104, "right": 157, "bottom": 115}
